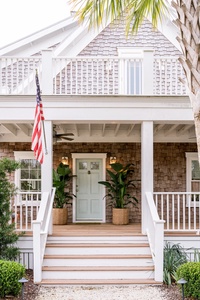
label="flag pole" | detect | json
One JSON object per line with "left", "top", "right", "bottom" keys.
{"left": 42, "top": 120, "right": 48, "bottom": 155}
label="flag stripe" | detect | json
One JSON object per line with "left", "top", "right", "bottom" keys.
{"left": 31, "top": 71, "right": 45, "bottom": 164}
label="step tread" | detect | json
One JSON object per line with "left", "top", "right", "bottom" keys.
{"left": 42, "top": 266, "right": 154, "bottom": 271}
{"left": 46, "top": 243, "right": 149, "bottom": 248}
{"left": 40, "top": 279, "right": 161, "bottom": 285}
{"left": 44, "top": 254, "right": 152, "bottom": 259}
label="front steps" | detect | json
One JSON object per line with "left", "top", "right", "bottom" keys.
{"left": 40, "top": 234, "right": 159, "bottom": 285}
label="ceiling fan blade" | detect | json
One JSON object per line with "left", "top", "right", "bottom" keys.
{"left": 60, "top": 136, "right": 74, "bottom": 141}
{"left": 55, "top": 133, "right": 74, "bottom": 137}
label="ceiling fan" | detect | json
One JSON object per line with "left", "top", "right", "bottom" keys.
{"left": 53, "top": 126, "right": 74, "bottom": 142}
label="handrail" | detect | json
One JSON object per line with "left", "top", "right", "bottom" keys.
{"left": 32, "top": 187, "right": 55, "bottom": 283}
{"left": 145, "top": 192, "right": 165, "bottom": 282}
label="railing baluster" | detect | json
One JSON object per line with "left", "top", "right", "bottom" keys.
{"left": 161, "top": 194, "right": 164, "bottom": 220}
{"left": 183, "top": 194, "right": 186, "bottom": 230}
{"left": 177, "top": 194, "right": 180, "bottom": 230}
{"left": 172, "top": 194, "right": 175, "bottom": 230}
{"left": 188, "top": 193, "right": 191, "bottom": 230}
{"left": 194, "top": 194, "right": 196, "bottom": 230}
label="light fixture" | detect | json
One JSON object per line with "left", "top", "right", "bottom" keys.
{"left": 177, "top": 278, "right": 187, "bottom": 300}
{"left": 61, "top": 156, "right": 69, "bottom": 165}
{"left": 18, "top": 277, "right": 28, "bottom": 300}
{"left": 110, "top": 156, "right": 117, "bottom": 164}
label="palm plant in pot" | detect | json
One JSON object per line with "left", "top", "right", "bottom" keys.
{"left": 53, "top": 162, "right": 75, "bottom": 225}
{"left": 98, "top": 162, "right": 138, "bottom": 225}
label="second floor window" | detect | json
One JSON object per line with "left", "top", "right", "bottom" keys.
{"left": 118, "top": 48, "right": 143, "bottom": 95}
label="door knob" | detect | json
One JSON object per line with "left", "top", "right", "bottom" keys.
{"left": 88, "top": 170, "right": 91, "bottom": 174}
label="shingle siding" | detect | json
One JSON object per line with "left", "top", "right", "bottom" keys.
{"left": 1, "top": 142, "right": 197, "bottom": 224}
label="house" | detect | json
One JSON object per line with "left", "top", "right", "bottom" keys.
{"left": 0, "top": 12, "right": 199, "bottom": 285}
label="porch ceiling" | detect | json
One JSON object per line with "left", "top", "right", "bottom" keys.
{"left": 0, "top": 121, "right": 196, "bottom": 143}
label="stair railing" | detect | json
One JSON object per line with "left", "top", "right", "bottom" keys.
{"left": 32, "top": 187, "right": 55, "bottom": 283}
{"left": 145, "top": 191, "right": 165, "bottom": 282}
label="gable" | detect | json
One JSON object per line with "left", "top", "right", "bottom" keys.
{"left": 79, "top": 15, "right": 180, "bottom": 57}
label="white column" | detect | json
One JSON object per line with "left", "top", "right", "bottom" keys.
{"left": 143, "top": 49, "right": 154, "bottom": 95}
{"left": 41, "top": 121, "right": 53, "bottom": 233}
{"left": 42, "top": 49, "right": 53, "bottom": 94}
{"left": 141, "top": 121, "right": 153, "bottom": 234}
{"left": 42, "top": 121, "right": 53, "bottom": 193}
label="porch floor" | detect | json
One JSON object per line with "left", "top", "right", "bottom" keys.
{"left": 52, "top": 223, "right": 142, "bottom": 236}
{"left": 21, "top": 222, "right": 200, "bottom": 237}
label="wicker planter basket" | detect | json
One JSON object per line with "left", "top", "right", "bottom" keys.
{"left": 53, "top": 208, "right": 68, "bottom": 225}
{"left": 112, "top": 208, "right": 129, "bottom": 225}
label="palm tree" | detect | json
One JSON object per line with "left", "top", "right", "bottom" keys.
{"left": 70, "top": 0, "right": 200, "bottom": 159}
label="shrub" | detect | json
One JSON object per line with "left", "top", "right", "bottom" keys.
{"left": 176, "top": 262, "right": 200, "bottom": 299}
{"left": 0, "top": 158, "right": 21, "bottom": 260}
{"left": 163, "top": 242, "right": 188, "bottom": 285}
{"left": 0, "top": 260, "right": 25, "bottom": 297}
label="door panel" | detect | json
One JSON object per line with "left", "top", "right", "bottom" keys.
{"left": 76, "top": 159, "right": 103, "bottom": 221}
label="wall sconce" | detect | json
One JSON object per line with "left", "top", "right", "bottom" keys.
{"left": 110, "top": 156, "right": 117, "bottom": 164}
{"left": 61, "top": 156, "right": 69, "bottom": 165}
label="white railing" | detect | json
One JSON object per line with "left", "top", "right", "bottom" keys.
{"left": 145, "top": 192, "right": 165, "bottom": 282}
{"left": 154, "top": 192, "right": 200, "bottom": 232}
{"left": 13, "top": 191, "right": 41, "bottom": 231}
{"left": 0, "top": 56, "right": 42, "bottom": 94}
{"left": 32, "top": 187, "right": 55, "bottom": 283}
{"left": 0, "top": 55, "right": 187, "bottom": 96}
{"left": 154, "top": 57, "right": 186, "bottom": 95}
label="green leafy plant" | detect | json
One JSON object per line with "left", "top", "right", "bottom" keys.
{"left": 53, "top": 163, "right": 76, "bottom": 208}
{"left": 163, "top": 242, "right": 188, "bottom": 285}
{"left": 98, "top": 162, "right": 138, "bottom": 208}
{"left": 176, "top": 262, "right": 200, "bottom": 299}
{"left": 0, "top": 158, "right": 21, "bottom": 260}
{"left": 0, "top": 260, "right": 25, "bottom": 297}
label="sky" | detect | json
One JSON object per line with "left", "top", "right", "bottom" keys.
{"left": 0, "top": 0, "right": 71, "bottom": 47}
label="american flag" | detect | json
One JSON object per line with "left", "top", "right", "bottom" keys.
{"left": 31, "top": 71, "right": 45, "bottom": 164}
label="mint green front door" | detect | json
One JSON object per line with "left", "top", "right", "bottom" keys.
{"left": 76, "top": 159, "right": 103, "bottom": 221}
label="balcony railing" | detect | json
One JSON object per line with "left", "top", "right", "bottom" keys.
{"left": 154, "top": 192, "right": 200, "bottom": 232}
{"left": 0, "top": 54, "right": 187, "bottom": 96}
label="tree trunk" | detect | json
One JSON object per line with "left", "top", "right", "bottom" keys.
{"left": 172, "top": 0, "right": 200, "bottom": 158}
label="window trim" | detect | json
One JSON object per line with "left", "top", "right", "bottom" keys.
{"left": 185, "top": 152, "right": 200, "bottom": 207}
{"left": 14, "top": 151, "right": 41, "bottom": 192}
{"left": 117, "top": 48, "right": 143, "bottom": 95}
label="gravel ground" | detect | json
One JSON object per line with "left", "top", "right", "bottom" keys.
{"left": 35, "top": 285, "right": 182, "bottom": 300}
{"left": 2, "top": 270, "right": 184, "bottom": 300}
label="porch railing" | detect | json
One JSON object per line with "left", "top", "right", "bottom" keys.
{"left": 145, "top": 192, "right": 165, "bottom": 282}
{"left": 0, "top": 55, "right": 187, "bottom": 96}
{"left": 13, "top": 191, "right": 41, "bottom": 232}
{"left": 154, "top": 192, "right": 200, "bottom": 232}
{"left": 32, "top": 187, "right": 55, "bottom": 283}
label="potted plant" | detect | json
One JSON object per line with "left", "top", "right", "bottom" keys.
{"left": 53, "top": 162, "right": 75, "bottom": 225}
{"left": 98, "top": 162, "right": 138, "bottom": 225}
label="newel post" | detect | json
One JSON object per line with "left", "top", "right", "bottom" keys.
{"left": 41, "top": 49, "right": 53, "bottom": 94}
{"left": 154, "top": 220, "right": 165, "bottom": 281}
{"left": 142, "top": 49, "right": 154, "bottom": 95}
{"left": 32, "top": 221, "right": 42, "bottom": 283}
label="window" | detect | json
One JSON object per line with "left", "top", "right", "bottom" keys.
{"left": 118, "top": 48, "right": 143, "bottom": 95}
{"left": 14, "top": 152, "right": 41, "bottom": 193}
{"left": 186, "top": 152, "right": 200, "bottom": 205}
